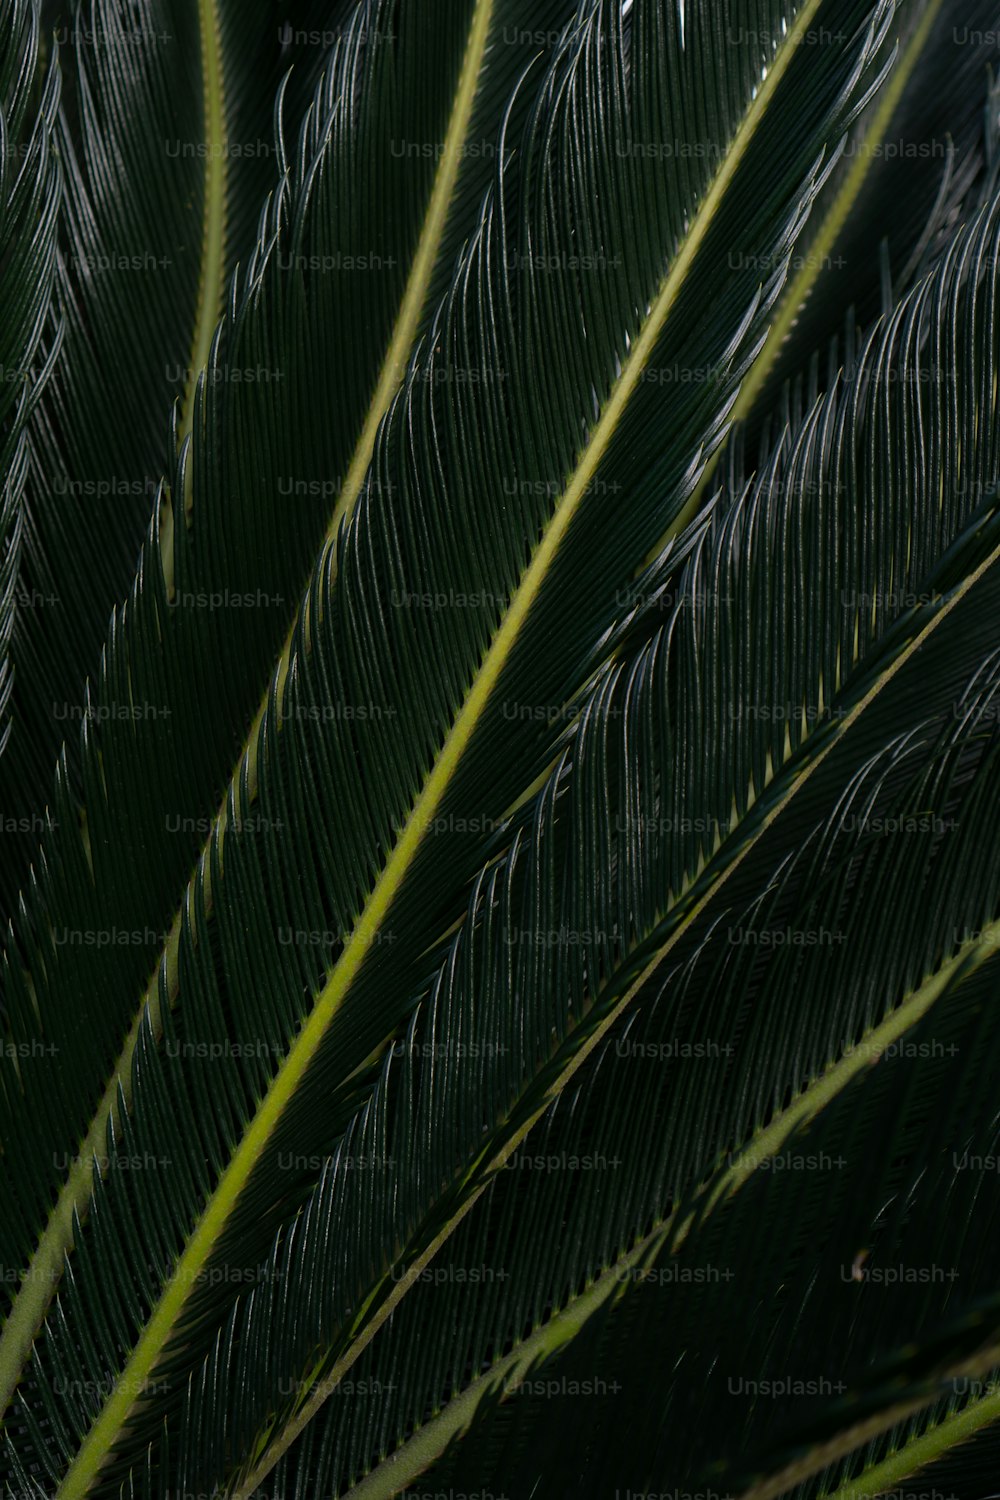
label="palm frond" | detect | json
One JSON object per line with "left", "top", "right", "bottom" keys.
{"left": 0, "top": 0, "right": 385, "bottom": 910}
{"left": 9, "top": 2, "right": 1000, "bottom": 1495}
{"left": 0, "top": 1, "right": 909, "bottom": 1488}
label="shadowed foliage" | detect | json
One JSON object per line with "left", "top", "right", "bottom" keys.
{"left": 2, "top": 2, "right": 1000, "bottom": 1497}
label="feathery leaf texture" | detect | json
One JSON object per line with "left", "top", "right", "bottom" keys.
{"left": 2, "top": 0, "right": 1000, "bottom": 1496}
{"left": 0, "top": 0, "right": 61, "bottom": 763}
{"left": 0, "top": 0, "right": 564, "bottom": 1410}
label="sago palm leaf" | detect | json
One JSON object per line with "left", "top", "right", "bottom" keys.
{"left": 4, "top": 0, "right": 901, "bottom": 1487}
{"left": 0, "top": 0, "right": 569, "bottom": 911}
{"left": 4, "top": 0, "right": 1000, "bottom": 1497}
{"left": 395, "top": 698, "right": 1000, "bottom": 1492}
{"left": 319, "top": 535, "right": 1000, "bottom": 1494}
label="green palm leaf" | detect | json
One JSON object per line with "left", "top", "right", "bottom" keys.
{"left": 6, "top": 1, "right": 1000, "bottom": 1496}
{"left": 0, "top": 0, "right": 577, "bottom": 913}
{"left": 3, "top": 0, "right": 899, "bottom": 1487}
{"left": 725, "top": 0, "right": 1000, "bottom": 440}
{"left": 303, "top": 532, "right": 1000, "bottom": 1497}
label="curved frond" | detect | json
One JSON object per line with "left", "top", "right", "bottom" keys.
{"left": 8, "top": 3, "right": 1000, "bottom": 1496}
{"left": 300, "top": 569, "right": 1000, "bottom": 1497}
{"left": 0, "top": 0, "right": 900, "bottom": 1491}
{"left": 733, "top": 0, "right": 1000, "bottom": 433}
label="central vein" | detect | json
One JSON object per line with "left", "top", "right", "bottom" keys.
{"left": 181, "top": 0, "right": 228, "bottom": 448}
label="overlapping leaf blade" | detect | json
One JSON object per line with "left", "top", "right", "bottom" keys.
{"left": 10, "top": 1, "right": 1000, "bottom": 1495}
{"left": 334, "top": 614, "right": 1000, "bottom": 1498}
{"left": 210, "top": 621, "right": 1000, "bottom": 1496}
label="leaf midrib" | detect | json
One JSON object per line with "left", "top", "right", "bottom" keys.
{"left": 48, "top": 4, "right": 834, "bottom": 1490}
{"left": 733, "top": 0, "right": 948, "bottom": 424}
{"left": 180, "top": 0, "right": 228, "bottom": 448}
{"left": 161, "top": 0, "right": 229, "bottom": 587}
{"left": 818, "top": 1377, "right": 1000, "bottom": 1500}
